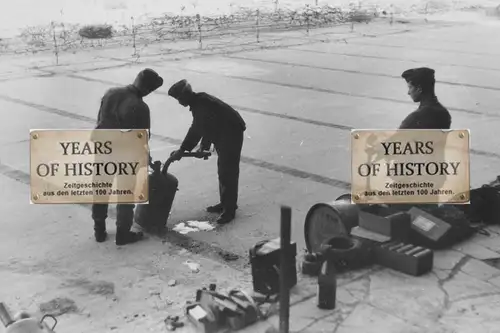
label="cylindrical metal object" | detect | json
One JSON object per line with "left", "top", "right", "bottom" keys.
{"left": 304, "top": 201, "right": 359, "bottom": 253}
{"left": 134, "top": 168, "right": 178, "bottom": 232}
{"left": 279, "top": 206, "right": 292, "bottom": 333}
{"left": 0, "top": 303, "right": 14, "bottom": 328}
{"left": 317, "top": 259, "right": 337, "bottom": 310}
{"left": 335, "top": 193, "right": 352, "bottom": 202}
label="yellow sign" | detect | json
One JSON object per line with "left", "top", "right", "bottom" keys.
{"left": 351, "top": 129, "right": 470, "bottom": 204}
{"left": 30, "top": 129, "right": 149, "bottom": 204}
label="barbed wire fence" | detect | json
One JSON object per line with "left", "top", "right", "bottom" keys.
{"left": 0, "top": 1, "right": 437, "bottom": 64}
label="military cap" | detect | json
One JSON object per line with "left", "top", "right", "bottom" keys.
{"left": 134, "top": 68, "right": 163, "bottom": 93}
{"left": 401, "top": 67, "right": 435, "bottom": 86}
{"left": 168, "top": 79, "right": 193, "bottom": 99}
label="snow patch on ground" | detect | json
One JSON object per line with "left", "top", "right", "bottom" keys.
{"left": 173, "top": 221, "right": 215, "bottom": 234}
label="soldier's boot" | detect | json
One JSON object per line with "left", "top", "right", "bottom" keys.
{"left": 207, "top": 203, "right": 238, "bottom": 213}
{"left": 115, "top": 204, "right": 142, "bottom": 245}
{"left": 94, "top": 220, "right": 107, "bottom": 243}
{"left": 116, "top": 230, "right": 144, "bottom": 246}
{"left": 216, "top": 209, "right": 236, "bottom": 225}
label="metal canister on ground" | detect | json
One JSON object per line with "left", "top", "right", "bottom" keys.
{"left": 304, "top": 200, "right": 359, "bottom": 254}
{"left": 316, "top": 259, "right": 337, "bottom": 310}
{"left": 134, "top": 161, "right": 179, "bottom": 232}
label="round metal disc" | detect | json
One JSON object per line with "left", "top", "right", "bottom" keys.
{"left": 336, "top": 193, "right": 352, "bottom": 202}
{"left": 304, "top": 203, "right": 349, "bottom": 254}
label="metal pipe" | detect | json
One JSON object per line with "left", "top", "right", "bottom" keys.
{"left": 279, "top": 206, "right": 291, "bottom": 333}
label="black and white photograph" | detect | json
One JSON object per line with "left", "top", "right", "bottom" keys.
{"left": 1, "top": 0, "right": 500, "bottom": 332}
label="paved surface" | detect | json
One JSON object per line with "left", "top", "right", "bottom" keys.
{"left": 2, "top": 13, "right": 500, "bottom": 333}
{"left": 252, "top": 241, "right": 500, "bottom": 333}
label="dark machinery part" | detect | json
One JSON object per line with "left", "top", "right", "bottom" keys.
{"left": 316, "top": 258, "right": 337, "bottom": 310}
{"left": 301, "top": 252, "right": 323, "bottom": 276}
{"left": 304, "top": 200, "right": 359, "bottom": 254}
{"left": 320, "top": 236, "right": 371, "bottom": 272}
{"left": 250, "top": 239, "right": 297, "bottom": 296}
{"left": 375, "top": 241, "right": 434, "bottom": 276}
{"left": 134, "top": 151, "right": 211, "bottom": 233}
{"left": 336, "top": 193, "right": 352, "bottom": 202}
{"left": 134, "top": 161, "right": 178, "bottom": 233}
{"left": 227, "top": 289, "right": 259, "bottom": 328}
{"left": 0, "top": 302, "right": 57, "bottom": 332}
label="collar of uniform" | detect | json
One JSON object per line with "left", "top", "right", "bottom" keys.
{"left": 419, "top": 95, "right": 438, "bottom": 108}
{"left": 188, "top": 93, "right": 201, "bottom": 110}
{"left": 127, "top": 84, "right": 142, "bottom": 97}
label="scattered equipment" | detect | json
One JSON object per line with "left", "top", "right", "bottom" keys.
{"left": 304, "top": 199, "right": 359, "bottom": 254}
{"left": 250, "top": 237, "right": 297, "bottom": 296}
{"left": 0, "top": 302, "right": 57, "bottom": 333}
{"left": 316, "top": 258, "right": 337, "bottom": 310}
{"left": 320, "top": 236, "right": 371, "bottom": 272}
{"left": 301, "top": 252, "right": 323, "bottom": 276}
{"left": 374, "top": 241, "right": 434, "bottom": 276}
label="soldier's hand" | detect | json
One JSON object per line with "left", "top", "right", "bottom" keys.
{"left": 170, "top": 149, "right": 184, "bottom": 162}
{"left": 196, "top": 147, "right": 207, "bottom": 154}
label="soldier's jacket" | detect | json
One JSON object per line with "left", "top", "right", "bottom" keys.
{"left": 180, "top": 93, "right": 246, "bottom": 151}
{"left": 399, "top": 97, "right": 451, "bottom": 130}
{"left": 96, "top": 85, "right": 151, "bottom": 131}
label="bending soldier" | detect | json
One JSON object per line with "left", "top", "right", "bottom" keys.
{"left": 168, "top": 79, "right": 246, "bottom": 224}
{"left": 92, "top": 68, "right": 163, "bottom": 245}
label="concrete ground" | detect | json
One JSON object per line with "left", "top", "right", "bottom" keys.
{"left": 2, "top": 12, "right": 500, "bottom": 333}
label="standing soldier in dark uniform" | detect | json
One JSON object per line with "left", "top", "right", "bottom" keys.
{"left": 396, "top": 67, "right": 452, "bottom": 206}
{"left": 92, "top": 68, "right": 164, "bottom": 245}
{"left": 167, "top": 79, "right": 246, "bottom": 224}
{"left": 399, "top": 67, "right": 451, "bottom": 129}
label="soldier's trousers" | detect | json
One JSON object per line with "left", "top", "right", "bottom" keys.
{"left": 91, "top": 160, "right": 136, "bottom": 231}
{"left": 216, "top": 130, "right": 244, "bottom": 212}
{"left": 92, "top": 203, "right": 135, "bottom": 230}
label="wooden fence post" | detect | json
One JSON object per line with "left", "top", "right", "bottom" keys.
{"left": 196, "top": 14, "right": 202, "bottom": 49}
{"left": 256, "top": 9, "right": 260, "bottom": 43}
{"left": 131, "top": 16, "right": 138, "bottom": 56}
{"left": 51, "top": 21, "right": 59, "bottom": 65}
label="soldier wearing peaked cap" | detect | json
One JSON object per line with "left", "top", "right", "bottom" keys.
{"left": 394, "top": 68, "right": 451, "bottom": 208}
{"left": 92, "top": 68, "right": 163, "bottom": 245}
{"left": 399, "top": 67, "right": 451, "bottom": 129}
{"left": 167, "top": 79, "right": 246, "bottom": 224}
